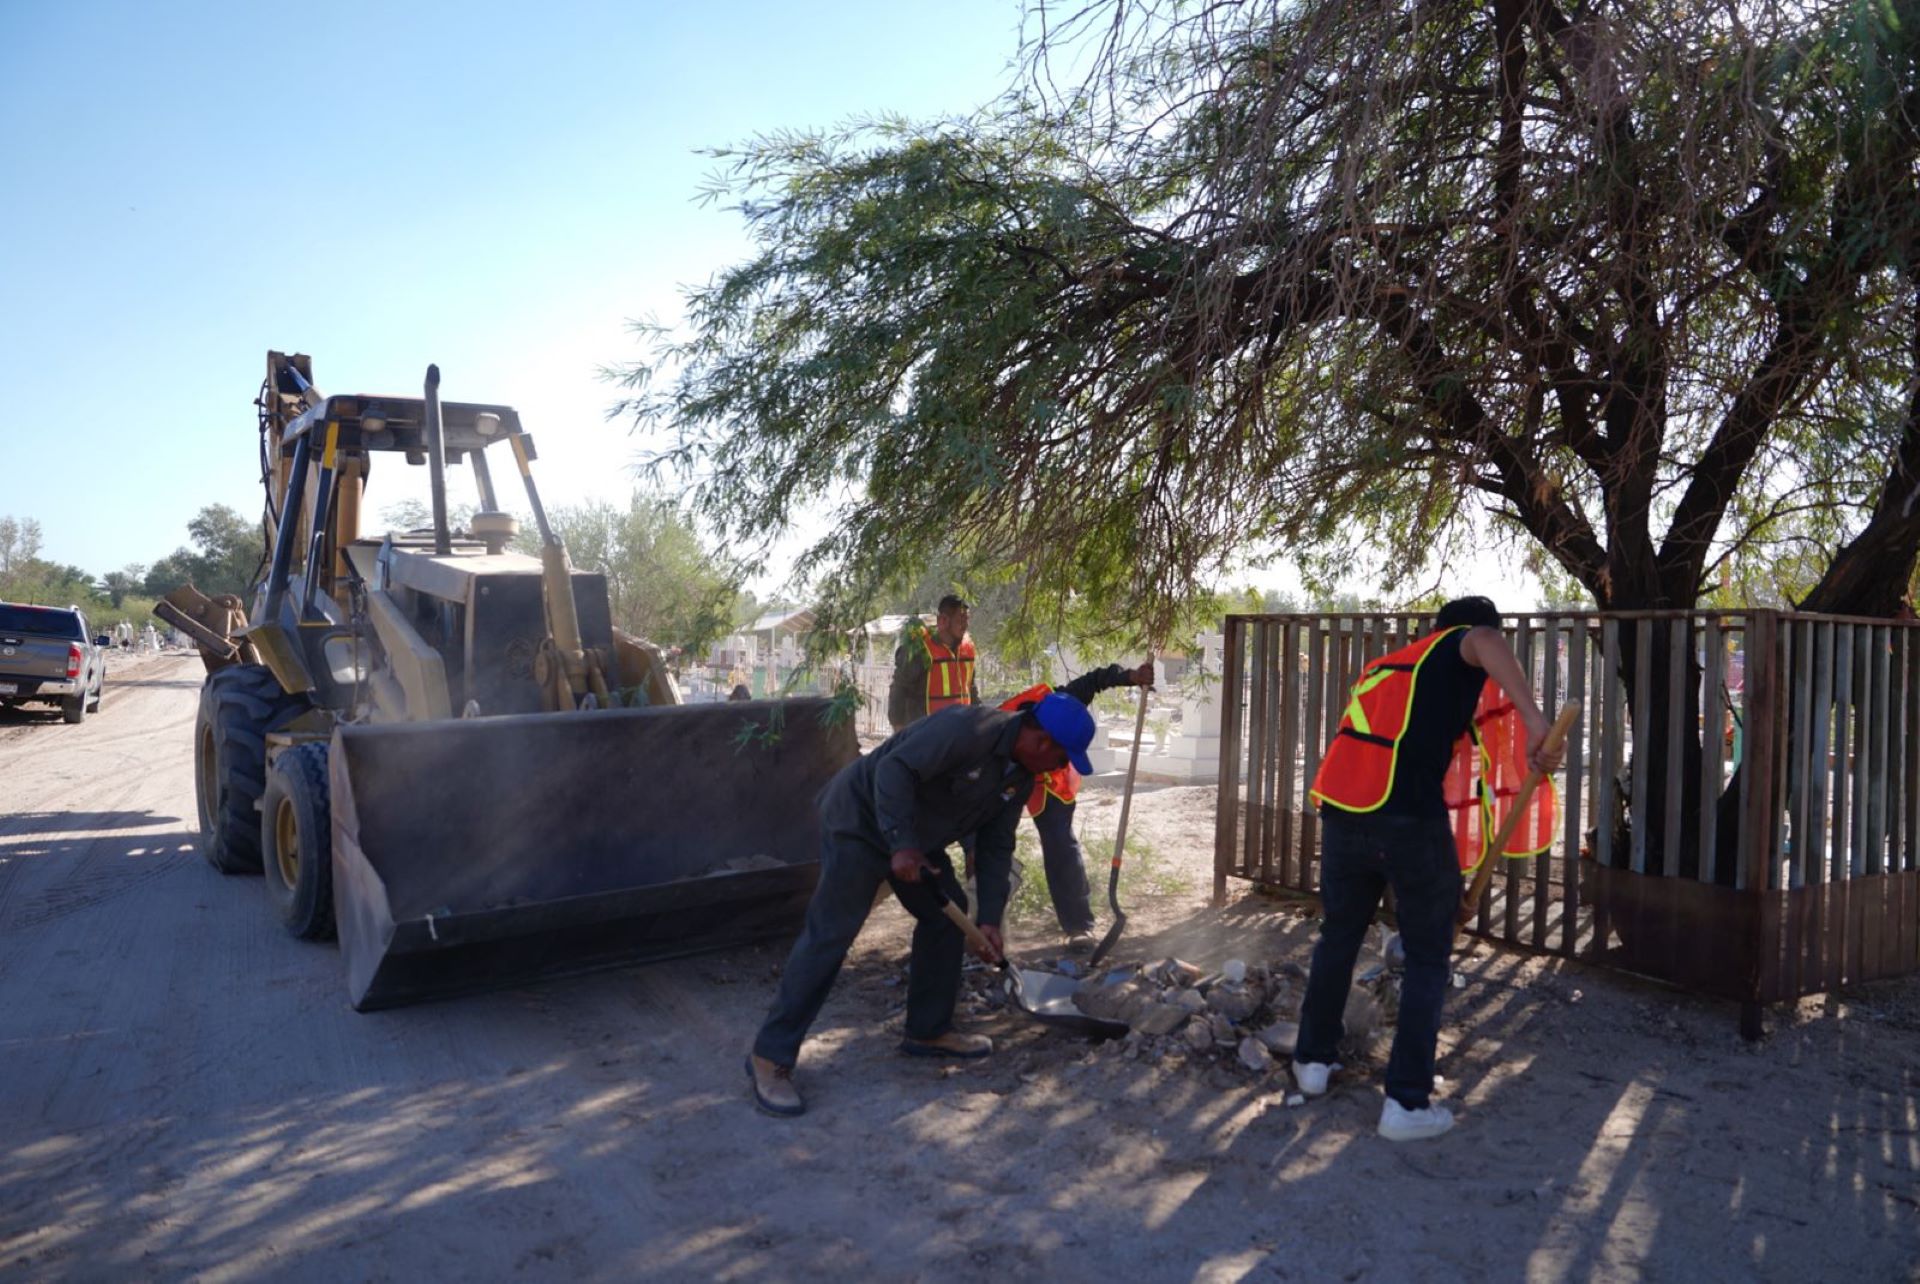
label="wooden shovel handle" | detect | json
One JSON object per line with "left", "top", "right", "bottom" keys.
{"left": 1458, "top": 700, "right": 1582, "bottom": 927}
{"left": 936, "top": 899, "right": 1005, "bottom": 965}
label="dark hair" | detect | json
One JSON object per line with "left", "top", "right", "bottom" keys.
{"left": 1434, "top": 596, "right": 1501, "bottom": 631}
{"left": 938, "top": 594, "right": 970, "bottom": 613}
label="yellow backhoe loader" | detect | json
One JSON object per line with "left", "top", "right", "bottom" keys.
{"left": 172, "top": 352, "right": 855, "bottom": 1009}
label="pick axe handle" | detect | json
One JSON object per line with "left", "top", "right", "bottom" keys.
{"left": 1458, "top": 700, "right": 1582, "bottom": 926}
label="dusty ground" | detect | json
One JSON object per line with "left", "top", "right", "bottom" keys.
{"left": 1, "top": 653, "right": 1915, "bottom": 1281}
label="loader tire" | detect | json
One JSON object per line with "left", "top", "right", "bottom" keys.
{"left": 261, "top": 742, "right": 335, "bottom": 941}
{"left": 195, "top": 664, "right": 307, "bottom": 875}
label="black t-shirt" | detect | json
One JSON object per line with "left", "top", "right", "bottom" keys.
{"left": 1376, "top": 628, "right": 1488, "bottom": 818}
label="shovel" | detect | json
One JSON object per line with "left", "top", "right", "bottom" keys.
{"left": 1088, "top": 678, "right": 1151, "bottom": 967}
{"left": 925, "top": 880, "right": 1128, "bottom": 1040}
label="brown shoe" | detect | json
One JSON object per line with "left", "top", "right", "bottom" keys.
{"left": 746, "top": 1054, "right": 805, "bottom": 1116}
{"left": 900, "top": 1031, "right": 993, "bottom": 1059}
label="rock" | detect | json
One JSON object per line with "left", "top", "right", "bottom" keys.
{"left": 1343, "top": 986, "right": 1382, "bottom": 1039}
{"left": 1074, "top": 978, "right": 1152, "bottom": 1023}
{"left": 1384, "top": 933, "right": 1407, "bottom": 969}
{"left": 1183, "top": 1018, "right": 1213, "bottom": 1051}
{"left": 1256, "top": 1020, "right": 1299, "bottom": 1054}
{"left": 1285, "top": 1093, "right": 1306, "bottom": 1107}
{"left": 1273, "top": 960, "right": 1308, "bottom": 981}
{"left": 1133, "top": 1001, "right": 1188, "bottom": 1037}
{"left": 1056, "top": 958, "right": 1084, "bottom": 979}
{"left": 1206, "top": 981, "right": 1264, "bottom": 1023}
{"left": 1221, "top": 958, "right": 1248, "bottom": 985}
{"left": 1238, "top": 1037, "right": 1272, "bottom": 1072}
{"left": 1173, "top": 988, "right": 1208, "bottom": 1014}
{"left": 1209, "top": 1013, "right": 1238, "bottom": 1045}
{"left": 1162, "top": 958, "right": 1205, "bottom": 987}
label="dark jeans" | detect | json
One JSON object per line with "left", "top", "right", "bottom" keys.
{"left": 1030, "top": 799, "right": 1096, "bottom": 933}
{"left": 1296, "top": 810, "right": 1462, "bottom": 1110}
{"left": 752, "top": 830, "right": 968, "bottom": 1068}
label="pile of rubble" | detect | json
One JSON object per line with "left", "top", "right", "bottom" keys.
{"left": 1064, "top": 953, "right": 1399, "bottom": 1079}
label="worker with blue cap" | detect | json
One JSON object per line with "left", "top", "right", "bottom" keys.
{"left": 747, "top": 692, "right": 1095, "bottom": 1117}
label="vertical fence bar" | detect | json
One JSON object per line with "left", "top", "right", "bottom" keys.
{"left": 1267, "top": 621, "right": 1282, "bottom": 886}
{"left": 1823, "top": 624, "right": 1853, "bottom": 988}
{"left": 1245, "top": 622, "right": 1272, "bottom": 885}
{"left": 1564, "top": 620, "right": 1588, "bottom": 956}
{"left": 1594, "top": 619, "right": 1621, "bottom": 952}
{"left": 1664, "top": 617, "right": 1687, "bottom": 880}
{"left": 1302, "top": 620, "right": 1327, "bottom": 895}
{"left": 1276, "top": 620, "right": 1299, "bottom": 888}
{"left": 1701, "top": 616, "right": 1725, "bottom": 885}
{"left": 1871, "top": 627, "right": 1891, "bottom": 875}
{"left": 1213, "top": 617, "right": 1246, "bottom": 903}
{"left": 1536, "top": 617, "right": 1560, "bottom": 950}
{"left": 1740, "top": 612, "right": 1781, "bottom": 1026}
{"left": 1630, "top": 618, "right": 1653, "bottom": 875}
{"left": 1503, "top": 616, "right": 1534, "bottom": 944}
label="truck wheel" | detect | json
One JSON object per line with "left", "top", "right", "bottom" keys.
{"left": 62, "top": 693, "right": 86, "bottom": 724}
{"left": 261, "top": 742, "right": 335, "bottom": 940}
{"left": 88, "top": 675, "right": 102, "bottom": 713}
{"left": 194, "top": 665, "right": 307, "bottom": 874}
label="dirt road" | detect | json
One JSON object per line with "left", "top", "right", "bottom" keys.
{"left": 2, "top": 654, "right": 1916, "bottom": 1281}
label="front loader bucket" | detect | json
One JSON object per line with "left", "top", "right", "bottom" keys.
{"left": 329, "top": 697, "right": 856, "bottom": 1010}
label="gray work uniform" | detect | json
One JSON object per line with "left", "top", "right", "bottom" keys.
{"left": 752, "top": 705, "right": 1031, "bottom": 1067}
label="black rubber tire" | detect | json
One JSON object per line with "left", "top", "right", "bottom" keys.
{"left": 260, "top": 742, "right": 336, "bottom": 940}
{"left": 194, "top": 664, "right": 308, "bottom": 875}
{"left": 61, "top": 692, "right": 85, "bottom": 724}
{"left": 88, "top": 674, "right": 102, "bottom": 713}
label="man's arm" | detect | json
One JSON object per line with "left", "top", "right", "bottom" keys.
{"left": 1058, "top": 659, "right": 1153, "bottom": 706}
{"left": 1459, "top": 627, "right": 1565, "bottom": 774}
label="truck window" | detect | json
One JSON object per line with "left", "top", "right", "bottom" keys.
{"left": 0, "top": 605, "right": 84, "bottom": 639}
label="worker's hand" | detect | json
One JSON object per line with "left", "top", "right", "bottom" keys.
{"left": 973, "top": 924, "right": 1005, "bottom": 965}
{"left": 890, "top": 849, "right": 928, "bottom": 883}
{"left": 1524, "top": 712, "right": 1565, "bottom": 775}
{"left": 1129, "top": 659, "right": 1155, "bottom": 688}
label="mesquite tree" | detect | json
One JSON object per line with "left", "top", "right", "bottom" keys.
{"left": 627, "top": 0, "right": 1919, "bottom": 872}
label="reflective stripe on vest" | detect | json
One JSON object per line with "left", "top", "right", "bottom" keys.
{"left": 923, "top": 633, "right": 976, "bottom": 714}
{"left": 999, "top": 682, "right": 1077, "bottom": 814}
{"left": 1308, "top": 627, "right": 1465, "bottom": 814}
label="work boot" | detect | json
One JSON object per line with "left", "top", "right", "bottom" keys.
{"left": 1291, "top": 1059, "right": 1342, "bottom": 1097}
{"left": 746, "top": 1054, "right": 805, "bottom": 1117}
{"left": 1377, "top": 1098, "right": 1455, "bottom": 1142}
{"left": 900, "top": 1031, "right": 993, "bottom": 1059}
{"left": 1065, "top": 930, "right": 1097, "bottom": 955}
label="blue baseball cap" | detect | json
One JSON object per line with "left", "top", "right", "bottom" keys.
{"left": 1032, "top": 692, "right": 1096, "bottom": 775}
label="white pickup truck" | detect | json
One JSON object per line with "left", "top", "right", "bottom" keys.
{"left": 0, "top": 603, "right": 107, "bottom": 723}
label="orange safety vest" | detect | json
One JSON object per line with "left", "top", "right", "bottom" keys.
{"left": 1309, "top": 628, "right": 1556, "bottom": 871}
{"left": 921, "top": 631, "right": 977, "bottom": 715}
{"left": 1000, "top": 683, "right": 1077, "bottom": 815}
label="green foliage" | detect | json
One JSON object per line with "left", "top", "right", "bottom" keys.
{"left": 624, "top": 0, "right": 1920, "bottom": 628}
{"left": 513, "top": 491, "right": 742, "bottom": 652}
{"left": 142, "top": 504, "right": 265, "bottom": 598}
{"left": 1002, "top": 825, "right": 1183, "bottom": 925}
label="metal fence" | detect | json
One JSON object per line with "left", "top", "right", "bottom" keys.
{"left": 1212, "top": 610, "right": 1920, "bottom": 1032}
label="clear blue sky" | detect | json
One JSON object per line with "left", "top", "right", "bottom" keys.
{"left": 0, "top": 0, "right": 1026, "bottom": 580}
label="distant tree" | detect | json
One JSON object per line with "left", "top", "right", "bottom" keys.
{"left": 142, "top": 504, "right": 266, "bottom": 598}
{"left": 100, "top": 566, "right": 146, "bottom": 608}
{"left": 516, "top": 492, "right": 741, "bottom": 652}
{"left": 0, "top": 516, "right": 43, "bottom": 583}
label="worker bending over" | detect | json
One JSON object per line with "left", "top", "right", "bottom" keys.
{"left": 747, "top": 694, "right": 1097, "bottom": 1117}
{"left": 1294, "top": 597, "right": 1564, "bottom": 1141}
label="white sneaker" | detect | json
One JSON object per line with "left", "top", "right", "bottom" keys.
{"left": 1378, "top": 1098, "right": 1455, "bottom": 1141}
{"left": 1292, "top": 1060, "right": 1341, "bottom": 1096}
